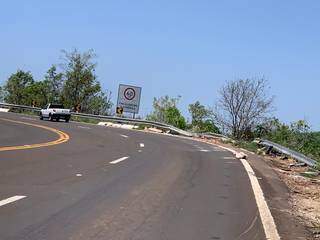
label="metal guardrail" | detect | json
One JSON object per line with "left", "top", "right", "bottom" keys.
{"left": 199, "top": 132, "right": 231, "bottom": 140}
{"left": 0, "top": 102, "right": 41, "bottom": 112}
{"left": 0, "top": 102, "right": 194, "bottom": 137}
{"left": 72, "top": 112, "right": 194, "bottom": 137}
{"left": 2, "top": 102, "right": 317, "bottom": 167}
{"left": 258, "top": 139, "right": 317, "bottom": 168}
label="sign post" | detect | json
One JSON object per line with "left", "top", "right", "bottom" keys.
{"left": 117, "top": 84, "right": 141, "bottom": 117}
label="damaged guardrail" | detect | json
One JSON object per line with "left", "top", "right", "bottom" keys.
{"left": 258, "top": 139, "right": 317, "bottom": 168}
{"left": 0, "top": 102, "right": 194, "bottom": 137}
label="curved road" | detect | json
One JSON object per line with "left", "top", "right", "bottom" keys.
{"left": 0, "top": 112, "right": 266, "bottom": 240}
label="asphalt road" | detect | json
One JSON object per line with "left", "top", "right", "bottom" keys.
{"left": 0, "top": 112, "right": 266, "bottom": 240}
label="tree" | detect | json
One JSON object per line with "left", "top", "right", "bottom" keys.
{"left": 188, "top": 101, "right": 220, "bottom": 133}
{"left": 43, "top": 65, "right": 64, "bottom": 104}
{"left": 147, "top": 95, "right": 181, "bottom": 122}
{"left": 1, "top": 50, "right": 113, "bottom": 114}
{"left": 198, "top": 119, "right": 220, "bottom": 133}
{"left": 4, "top": 70, "right": 35, "bottom": 105}
{"left": 255, "top": 118, "right": 320, "bottom": 161}
{"left": 164, "top": 106, "right": 187, "bottom": 130}
{"left": 214, "top": 78, "right": 274, "bottom": 139}
{"left": 60, "top": 49, "right": 101, "bottom": 112}
{"left": 147, "top": 95, "right": 187, "bottom": 129}
{"left": 0, "top": 86, "right": 5, "bottom": 102}
{"left": 24, "top": 81, "right": 49, "bottom": 107}
{"left": 85, "top": 90, "right": 113, "bottom": 115}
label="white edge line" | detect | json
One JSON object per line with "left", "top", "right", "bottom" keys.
{"left": 25, "top": 115, "right": 278, "bottom": 239}
{"left": 109, "top": 156, "right": 129, "bottom": 164}
{"left": 83, "top": 123, "right": 279, "bottom": 239}
{"left": 0, "top": 195, "right": 27, "bottom": 207}
{"left": 240, "top": 158, "right": 280, "bottom": 240}
{"left": 122, "top": 129, "right": 280, "bottom": 239}
{"left": 215, "top": 144, "right": 280, "bottom": 240}
{"left": 140, "top": 131, "right": 280, "bottom": 239}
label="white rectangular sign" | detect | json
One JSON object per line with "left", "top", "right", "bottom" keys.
{"left": 117, "top": 84, "right": 142, "bottom": 114}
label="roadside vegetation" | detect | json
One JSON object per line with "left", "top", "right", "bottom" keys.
{"left": 255, "top": 119, "right": 320, "bottom": 163}
{"left": 0, "top": 49, "right": 113, "bottom": 115}
{"left": 208, "top": 78, "right": 319, "bottom": 164}
{"left": 1, "top": 50, "right": 319, "bottom": 164}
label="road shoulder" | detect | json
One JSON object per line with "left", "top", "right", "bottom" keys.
{"left": 239, "top": 151, "right": 312, "bottom": 239}
{"left": 191, "top": 137, "right": 311, "bottom": 239}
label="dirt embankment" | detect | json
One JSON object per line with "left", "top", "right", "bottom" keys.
{"left": 265, "top": 156, "right": 320, "bottom": 238}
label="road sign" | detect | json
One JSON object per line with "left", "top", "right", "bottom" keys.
{"left": 117, "top": 84, "right": 141, "bottom": 114}
{"left": 116, "top": 106, "right": 124, "bottom": 115}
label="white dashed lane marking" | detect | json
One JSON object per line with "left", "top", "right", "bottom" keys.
{"left": 120, "top": 134, "right": 129, "bottom": 138}
{"left": 0, "top": 196, "right": 26, "bottom": 207}
{"left": 110, "top": 156, "right": 130, "bottom": 164}
{"left": 77, "top": 126, "right": 91, "bottom": 129}
{"left": 223, "top": 156, "right": 235, "bottom": 160}
{"left": 199, "top": 149, "right": 210, "bottom": 152}
{"left": 139, "top": 143, "right": 145, "bottom": 148}
{"left": 21, "top": 117, "right": 35, "bottom": 121}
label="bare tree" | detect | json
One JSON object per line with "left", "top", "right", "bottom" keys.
{"left": 214, "top": 78, "right": 274, "bottom": 139}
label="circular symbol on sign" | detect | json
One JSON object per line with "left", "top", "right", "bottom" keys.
{"left": 124, "top": 88, "right": 135, "bottom": 100}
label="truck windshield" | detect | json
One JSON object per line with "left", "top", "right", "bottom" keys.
{"left": 49, "top": 104, "right": 64, "bottom": 109}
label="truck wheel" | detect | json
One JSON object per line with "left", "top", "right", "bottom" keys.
{"left": 39, "top": 113, "right": 43, "bottom": 120}
{"left": 65, "top": 117, "right": 70, "bottom": 123}
{"left": 56, "top": 118, "right": 60, "bottom": 122}
{"left": 49, "top": 114, "right": 53, "bottom": 121}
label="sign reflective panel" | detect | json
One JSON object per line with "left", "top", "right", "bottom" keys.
{"left": 117, "top": 84, "right": 142, "bottom": 114}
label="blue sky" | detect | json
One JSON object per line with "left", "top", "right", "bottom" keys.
{"left": 1, "top": 0, "right": 319, "bottom": 128}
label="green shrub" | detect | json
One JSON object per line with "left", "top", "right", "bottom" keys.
{"left": 255, "top": 119, "right": 320, "bottom": 163}
{"left": 234, "top": 141, "right": 259, "bottom": 153}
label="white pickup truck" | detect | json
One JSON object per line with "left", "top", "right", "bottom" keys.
{"left": 40, "top": 104, "right": 71, "bottom": 122}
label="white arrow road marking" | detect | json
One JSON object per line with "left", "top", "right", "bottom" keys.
{"left": 110, "top": 156, "right": 130, "bottom": 164}
{"left": 0, "top": 196, "right": 26, "bottom": 207}
{"left": 139, "top": 143, "right": 145, "bottom": 148}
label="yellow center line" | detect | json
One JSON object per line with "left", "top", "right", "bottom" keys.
{"left": 0, "top": 118, "right": 70, "bottom": 152}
